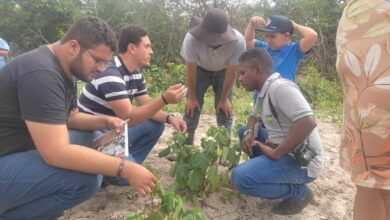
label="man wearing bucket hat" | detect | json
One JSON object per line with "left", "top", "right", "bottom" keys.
{"left": 180, "top": 8, "right": 246, "bottom": 145}
{"left": 239, "top": 15, "right": 317, "bottom": 151}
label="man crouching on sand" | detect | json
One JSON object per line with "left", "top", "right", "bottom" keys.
{"left": 231, "top": 48, "right": 324, "bottom": 215}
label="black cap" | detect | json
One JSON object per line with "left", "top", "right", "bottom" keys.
{"left": 256, "top": 15, "right": 294, "bottom": 35}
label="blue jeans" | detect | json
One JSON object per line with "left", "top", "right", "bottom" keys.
{"left": 231, "top": 152, "right": 315, "bottom": 201}
{"left": 104, "top": 120, "right": 164, "bottom": 185}
{"left": 184, "top": 66, "right": 233, "bottom": 135}
{"left": 0, "top": 130, "right": 102, "bottom": 220}
{"left": 238, "top": 125, "right": 268, "bottom": 158}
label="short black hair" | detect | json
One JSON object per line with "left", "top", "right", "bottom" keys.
{"left": 239, "top": 48, "right": 272, "bottom": 73}
{"left": 118, "top": 25, "right": 149, "bottom": 53}
{"left": 61, "top": 16, "right": 116, "bottom": 52}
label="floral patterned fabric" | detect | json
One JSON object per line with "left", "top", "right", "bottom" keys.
{"left": 336, "top": 0, "right": 390, "bottom": 190}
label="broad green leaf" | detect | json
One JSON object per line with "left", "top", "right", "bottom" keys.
{"left": 207, "top": 165, "right": 219, "bottom": 187}
{"left": 146, "top": 211, "right": 163, "bottom": 220}
{"left": 158, "top": 147, "right": 171, "bottom": 157}
{"left": 187, "top": 170, "right": 203, "bottom": 192}
{"left": 189, "top": 153, "right": 209, "bottom": 172}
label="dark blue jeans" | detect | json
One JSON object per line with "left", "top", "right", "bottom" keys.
{"left": 104, "top": 120, "right": 164, "bottom": 186}
{"left": 233, "top": 126, "right": 315, "bottom": 201}
{"left": 0, "top": 131, "right": 102, "bottom": 220}
{"left": 231, "top": 153, "right": 315, "bottom": 201}
{"left": 184, "top": 66, "right": 233, "bottom": 135}
{"left": 238, "top": 125, "right": 268, "bottom": 158}
{"left": 0, "top": 120, "right": 164, "bottom": 219}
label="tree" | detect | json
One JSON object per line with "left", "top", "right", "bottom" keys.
{"left": 0, "top": 0, "right": 81, "bottom": 56}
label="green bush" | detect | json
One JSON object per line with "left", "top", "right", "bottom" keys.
{"left": 298, "top": 66, "right": 343, "bottom": 123}
{"left": 143, "top": 63, "right": 185, "bottom": 94}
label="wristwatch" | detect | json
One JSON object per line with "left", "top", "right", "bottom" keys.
{"left": 243, "top": 129, "right": 253, "bottom": 137}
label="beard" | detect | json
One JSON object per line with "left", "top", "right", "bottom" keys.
{"left": 69, "top": 52, "right": 93, "bottom": 82}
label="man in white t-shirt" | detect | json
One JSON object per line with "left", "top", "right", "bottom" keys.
{"left": 180, "top": 8, "right": 246, "bottom": 144}
{"left": 231, "top": 48, "right": 324, "bottom": 215}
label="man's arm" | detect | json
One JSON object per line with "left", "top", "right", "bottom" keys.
{"left": 25, "top": 121, "right": 157, "bottom": 195}
{"left": 0, "top": 49, "right": 8, "bottom": 57}
{"left": 109, "top": 84, "right": 186, "bottom": 127}
{"left": 244, "top": 16, "right": 265, "bottom": 49}
{"left": 216, "top": 64, "right": 237, "bottom": 117}
{"left": 257, "top": 115, "right": 316, "bottom": 160}
{"left": 184, "top": 61, "right": 200, "bottom": 118}
{"left": 241, "top": 115, "right": 258, "bottom": 155}
{"left": 67, "top": 109, "right": 122, "bottom": 131}
{"left": 292, "top": 21, "right": 318, "bottom": 53}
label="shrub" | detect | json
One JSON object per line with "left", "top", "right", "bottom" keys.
{"left": 298, "top": 66, "right": 343, "bottom": 123}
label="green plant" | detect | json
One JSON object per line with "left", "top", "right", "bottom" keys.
{"left": 298, "top": 66, "right": 343, "bottom": 123}
{"left": 143, "top": 63, "right": 185, "bottom": 95}
{"left": 158, "top": 126, "right": 241, "bottom": 199}
{"left": 127, "top": 183, "right": 204, "bottom": 220}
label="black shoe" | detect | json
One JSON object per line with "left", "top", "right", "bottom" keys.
{"left": 271, "top": 188, "right": 314, "bottom": 215}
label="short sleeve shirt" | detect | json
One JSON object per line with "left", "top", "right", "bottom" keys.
{"left": 180, "top": 29, "right": 246, "bottom": 71}
{"left": 255, "top": 40, "right": 305, "bottom": 81}
{"left": 0, "top": 46, "right": 74, "bottom": 156}
{"left": 251, "top": 73, "right": 324, "bottom": 178}
{"left": 78, "top": 56, "right": 147, "bottom": 116}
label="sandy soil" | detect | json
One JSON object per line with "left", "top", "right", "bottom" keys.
{"left": 60, "top": 115, "right": 355, "bottom": 220}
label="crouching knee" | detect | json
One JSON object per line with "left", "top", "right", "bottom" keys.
{"left": 63, "top": 173, "right": 102, "bottom": 203}
{"left": 231, "top": 166, "right": 251, "bottom": 192}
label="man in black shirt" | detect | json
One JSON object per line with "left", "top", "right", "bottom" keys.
{"left": 0, "top": 17, "right": 157, "bottom": 219}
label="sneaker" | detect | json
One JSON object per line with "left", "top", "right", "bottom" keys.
{"left": 271, "top": 188, "right": 314, "bottom": 215}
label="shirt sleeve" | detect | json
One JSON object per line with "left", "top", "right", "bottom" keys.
{"left": 18, "top": 71, "right": 67, "bottom": 124}
{"left": 254, "top": 40, "right": 268, "bottom": 48}
{"left": 229, "top": 34, "right": 247, "bottom": 65}
{"left": 95, "top": 69, "right": 128, "bottom": 101}
{"left": 273, "top": 83, "right": 313, "bottom": 122}
{"left": 180, "top": 33, "right": 198, "bottom": 63}
{"left": 293, "top": 41, "right": 305, "bottom": 59}
{"left": 133, "top": 73, "right": 147, "bottom": 97}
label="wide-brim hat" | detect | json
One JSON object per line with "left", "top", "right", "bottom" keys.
{"left": 189, "top": 8, "right": 236, "bottom": 46}
{"left": 256, "top": 15, "right": 294, "bottom": 35}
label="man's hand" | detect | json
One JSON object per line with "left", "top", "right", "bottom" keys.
{"left": 122, "top": 162, "right": 157, "bottom": 196}
{"left": 105, "top": 116, "right": 126, "bottom": 132}
{"left": 217, "top": 99, "right": 232, "bottom": 118}
{"left": 254, "top": 141, "right": 279, "bottom": 160}
{"left": 241, "top": 131, "right": 254, "bottom": 156}
{"left": 168, "top": 116, "right": 187, "bottom": 133}
{"left": 163, "top": 84, "right": 187, "bottom": 104}
{"left": 185, "top": 98, "right": 200, "bottom": 118}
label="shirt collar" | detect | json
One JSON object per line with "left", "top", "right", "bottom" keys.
{"left": 258, "top": 72, "right": 281, "bottom": 99}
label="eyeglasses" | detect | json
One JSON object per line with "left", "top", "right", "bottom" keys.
{"left": 86, "top": 49, "right": 110, "bottom": 69}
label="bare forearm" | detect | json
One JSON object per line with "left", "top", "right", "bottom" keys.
{"left": 246, "top": 116, "right": 258, "bottom": 130}
{"left": 221, "top": 67, "right": 236, "bottom": 101}
{"left": 0, "top": 50, "right": 8, "bottom": 57}
{"left": 185, "top": 62, "right": 197, "bottom": 100}
{"left": 293, "top": 21, "right": 318, "bottom": 53}
{"left": 244, "top": 21, "right": 256, "bottom": 49}
{"left": 47, "top": 144, "right": 121, "bottom": 177}
{"left": 126, "top": 97, "right": 166, "bottom": 126}
{"left": 67, "top": 112, "right": 110, "bottom": 131}
{"left": 273, "top": 116, "right": 316, "bottom": 159}
{"left": 294, "top": 22, "right": 317, "bottom": 38}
